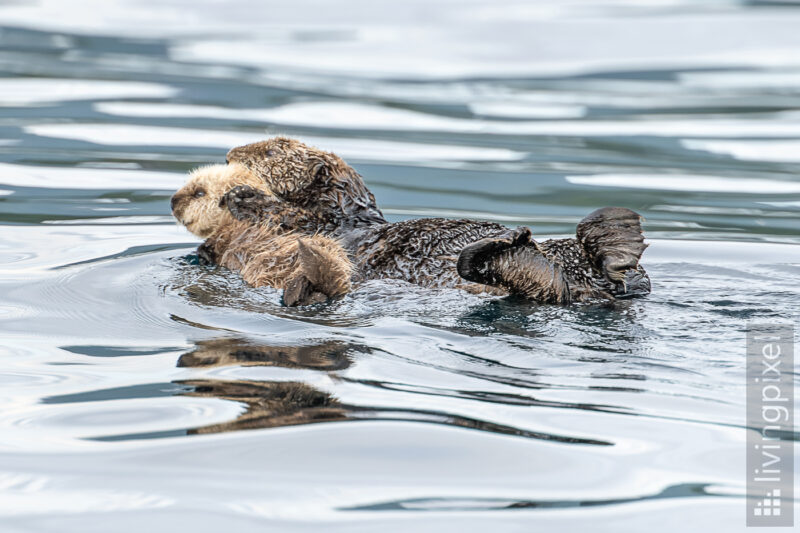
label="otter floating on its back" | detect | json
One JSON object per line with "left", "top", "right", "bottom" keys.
{"left": 170, "top": 163, "right": 354, "bottom": 306}
{"left": 220, "top": 137, "right": 651, "bottom": 304}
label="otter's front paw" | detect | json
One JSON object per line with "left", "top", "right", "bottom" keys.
{"left": 283, "top": 275, "right": 329, "bottom": 307}
{"left": 223, "top": 185, "right": 271, "bottom": 222}
{"left": 196, "top": 242, "right": 216, "bottom": 266}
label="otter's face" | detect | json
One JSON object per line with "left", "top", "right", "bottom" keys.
{"left": 171, "top": 163, "right": 266, "bottom": 238}
{"left": 226, "top": 137, "right": 343, "bottom": 200}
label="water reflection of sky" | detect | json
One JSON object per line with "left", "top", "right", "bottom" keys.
{"left": 0, "top": 1, "right": 798, "bottom": 532}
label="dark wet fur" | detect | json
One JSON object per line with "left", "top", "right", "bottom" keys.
{"left": 225, "top": 138, "right": 650, "bottom": 303}
{"left": 226, "top": 137, "right": 386, "bottom": 235}
{"left": 458, "top": 227, "right": 571, "bottom": 303}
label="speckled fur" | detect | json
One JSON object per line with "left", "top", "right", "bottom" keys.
{"left": 344, "top": 218, "right": 510, "bottom": 294}
{"left": 226, "top": 137, "right": 386, "bottom": 234}
{"left": 538, "top": 237, "right": 611, "bottom": 300}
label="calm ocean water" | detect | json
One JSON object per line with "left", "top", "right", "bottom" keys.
{"left": 0, "top": 1, "right": 798, "bottom": 531}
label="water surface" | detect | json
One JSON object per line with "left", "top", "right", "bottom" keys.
{"left": 0, "top": 1, "right": 799, "bottom": 531}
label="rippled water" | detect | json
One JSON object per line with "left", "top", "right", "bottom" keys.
{"left": 1, "top": 1, "right": 799, "bottom": 531}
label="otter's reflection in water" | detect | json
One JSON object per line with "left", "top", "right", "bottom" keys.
{"left": 175, "top": 378, "right": 609, "bottom": 444}
{"left": 178, "top": 380, "right": 347, "bottom": 434}
{"left": 176, "top": 337, "right": 355, "bottom": 371}
{"left": 171, "top": 338, "right": 610, "bottom": 444}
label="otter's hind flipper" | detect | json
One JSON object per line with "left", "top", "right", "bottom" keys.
{"left": 283, "top": 238, "right": 352, "bottom": 307}
{"left": 576, "top": 207, "right": 650, "bottom": 297}
{"left": 457, "top": 227, "right": 570, "bottom": 304}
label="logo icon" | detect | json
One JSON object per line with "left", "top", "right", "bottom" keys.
{"left": 753, "top": 489, "right": 781, "bottom": 517}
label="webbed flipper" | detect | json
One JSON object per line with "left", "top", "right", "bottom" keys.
{"left": 457, "top": 227, "right": 571, "bottom": 304}
{"left": 576, "top": 207, "right": 650, "bottom": 298}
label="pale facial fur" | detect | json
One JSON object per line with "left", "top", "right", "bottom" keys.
{"left": 171, "top": 163, "right": 268, "bottom": 238}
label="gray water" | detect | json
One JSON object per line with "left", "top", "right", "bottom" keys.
{"left": 0, "top": 1, "right": 799, "bottom": 531}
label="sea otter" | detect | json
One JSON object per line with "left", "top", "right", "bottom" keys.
{"left": 170, "top": 163, "right": 354, "bottom": 306}
{"left": 225, "top": 136, "right": 386, "bottom": 235}
{"left": 223, "top": 138, "right": 650, "bottom": 303}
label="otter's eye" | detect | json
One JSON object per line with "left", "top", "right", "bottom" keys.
{"left": 194, "top": 190, "right": 206, "bottom": 198}
{"left": 265, "top": 149, "right": 276, "bottom": 157}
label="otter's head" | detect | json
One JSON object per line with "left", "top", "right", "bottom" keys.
{"left": 226, "top": 137, "right": 385, "bottom": 226}
{"left": 171, "top": 163, "right": 266, "bottom": 238}
{"left": 226, "top": 137, "right": 344, "bottom": 198}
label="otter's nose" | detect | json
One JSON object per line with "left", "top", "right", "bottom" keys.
{"left": 170, "top": 195, "right": 179, "bottom": 212}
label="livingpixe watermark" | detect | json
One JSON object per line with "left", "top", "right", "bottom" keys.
{"left": 746, "top": 323, "right": 794, "bottom": 527}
